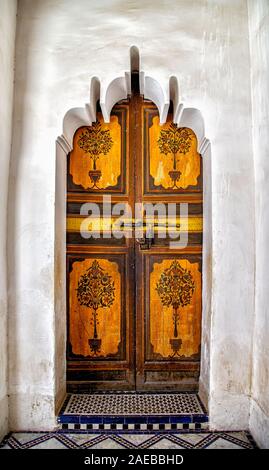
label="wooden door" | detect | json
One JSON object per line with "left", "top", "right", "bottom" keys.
{"left": 66, "top": 101, "right": 136, "bottom": 391}
{"left": 66, "top": 86, "right": 202, "bottom": 392}
{"left": 135, "top": 98, "right": 202, "bottom": 391}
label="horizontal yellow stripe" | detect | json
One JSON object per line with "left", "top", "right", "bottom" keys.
{"left": 67, "top": 217, "right": 203, "bottom": 233}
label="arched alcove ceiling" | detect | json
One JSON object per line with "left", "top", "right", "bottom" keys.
{"left": 61, "top": 46, "right": 210, "bottom": 155}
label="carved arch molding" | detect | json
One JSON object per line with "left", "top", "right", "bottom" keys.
{"left": 58, "top": 46, "right": 209, "bottom": 155}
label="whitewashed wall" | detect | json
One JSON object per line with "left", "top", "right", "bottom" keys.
{"left": 0, "top": 0, "right": 17, "bottom": 440}
{"left": 8, "top": 0, "right": 255, "bottom": 431}
{"left": 248, "top": 0, "right": 269, "bottom": 449}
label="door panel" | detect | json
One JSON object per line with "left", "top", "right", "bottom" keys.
{"left": 67, "top": 102, "right": 135, "bottom": 391}
{"left": 142, "top": 103, "right": 202, "bottom": 193}
{"left": 136, "top": 252, "right": 201, "bottom": 391}
{"left": 66, "top": 93, "right": 203, "bottom": 392}
{"left": 67, "top": 252, "right": 135, "bottom": 391}
{"left": 135, "top": 99, "right": 203, "bottom": 391}
{"left": 69, "top": 256, "right": 124, "bottom": 359}
{"left": 67, "top": 106, "right": 128, "bottom": 193}
{"left": 148, "top": 256, "right": 202, "bottom": 361}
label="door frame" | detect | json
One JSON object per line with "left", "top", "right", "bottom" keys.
{"left": 54, "top": 69, "right": 212, "bottom": 411}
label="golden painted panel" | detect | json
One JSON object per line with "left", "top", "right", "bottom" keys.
{"left": 149, "top": 258, "right": 201, "bottom": 359}
{"left": 148, "top": 115, "right": 201, "bottom": 190}
{"left": 70, "top": 112, "right": 122, "bottom": 190}
{"left": 66, "top": 215, "right": 203, "bottom": 234}
{"left": 69, "top": 258, "right": 121, "bottom": 358}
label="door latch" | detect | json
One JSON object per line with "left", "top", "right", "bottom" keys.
{"left": 122, "top": 220, "right": 154, "bottom": 250}
{"left": 136, "top": 237, "right": 153, "bottom": 250}
{"left": 136, "top": 223, "right": 154, "bottom": 250}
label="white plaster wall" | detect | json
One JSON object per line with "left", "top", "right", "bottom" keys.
{"left": 8, "top": 0, "right": 255, "bottom": 430}
{"left": 248, "top": 0, "right": 269, "bottom": 449}
{"left": 0, "top": 0, "right": 17, "bottom": 440}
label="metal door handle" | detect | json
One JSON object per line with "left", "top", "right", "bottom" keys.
{"left": 117, "top": 220, "right": 154, "bottom": 249}
{"left": 136, "top": 223, "right": 154, "bottom": 250}
{"left": 136, "top": 237, "right": 153, "bottom": 250}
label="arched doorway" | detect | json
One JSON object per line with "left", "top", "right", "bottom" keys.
{"left": 65, "top": 74, "right": 203, "bottom": 392}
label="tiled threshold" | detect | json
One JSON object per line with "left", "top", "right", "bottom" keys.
{"left": 57, "top": 392, "right": 209, "bottom": 432}
{"left": 0, "top": 394, "right": 259, "bottom": 449}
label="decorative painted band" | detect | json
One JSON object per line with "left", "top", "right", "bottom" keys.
{"left": 66, "top": 216, "right": 203, "bottom": 233}
{"left": 57, "top": 414, "right": 208, "bottom": 425}
{"left": 59, "top": 422, "right": 209, "bottom": 432}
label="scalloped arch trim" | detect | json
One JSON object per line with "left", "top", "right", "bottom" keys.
{"left": 61, "top": 46, "right": 209, "bottom": 155}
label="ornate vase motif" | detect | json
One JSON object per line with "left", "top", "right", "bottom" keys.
{"left": 157, "top": 124, "right": 192, "bottom": 189}
{"left": 76, "top": 260, "right": 115, "bottom": 355}
{"left": 78, "top": 121, "right": 113, "bottom": 189}
{"left": 156, "top": 260, "right": 195, "bottom": 357}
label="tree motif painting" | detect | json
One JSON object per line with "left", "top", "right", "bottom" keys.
{"left": 78, "top": 121, "right": 114, "bottom": 188}
{"left": 156, "top": 259, "right": 195, "bottom": 357}
{"left": 157, "top": 124, "right": 192, "bottom": 189}
{"left": 76, "top": 259, "right": 115, "bottom": 355}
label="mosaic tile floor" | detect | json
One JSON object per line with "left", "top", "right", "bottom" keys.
{"left": 0, "top": 431, "right": 257, "bottom": 449}
{"left": 63, "top": 393, "right": 204, "bottom": 415}
{"left": 58, "top": 393, "right": 208, "bottom": 431}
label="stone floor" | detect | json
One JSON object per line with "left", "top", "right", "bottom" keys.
{"left": 0, "top": 431, "right": 257, "bottom": 449}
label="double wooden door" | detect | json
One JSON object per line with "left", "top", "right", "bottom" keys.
{"left": 66, "top": 91, "right": 203, "bottom": 392}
